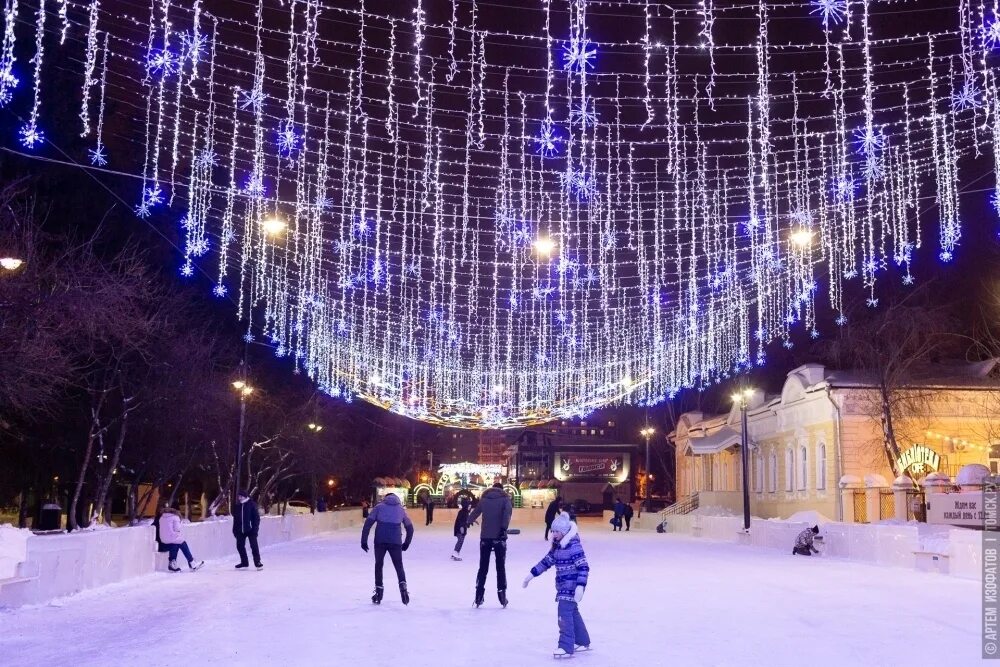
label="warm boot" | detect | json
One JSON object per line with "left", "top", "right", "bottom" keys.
{"left": 474, "top": 587, "right": 485, "bottom": 607}
{"left": 167, "top": 560, "right": 181, "bottom": 572}
{"left": 498, "top": 589, "right": 508, "bottom": 608}
{"left": 399, "top": 582, "right": 410, "bottom": 605}
{"left": 372, "top": 586, "right": 384, "bottom": 604}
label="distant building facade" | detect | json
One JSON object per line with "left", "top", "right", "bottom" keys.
{"left": 670, "top": 362, "right": 1000, "bottom": 522}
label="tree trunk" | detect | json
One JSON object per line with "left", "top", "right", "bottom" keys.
{"left": 70, "top": 400, "right": 106, "bottom": 530}
{"left": 878, "top": 379, "right": 904, "bottom": 476}
{"left": 91, "top": 411, "right": 130, "bottom": 524}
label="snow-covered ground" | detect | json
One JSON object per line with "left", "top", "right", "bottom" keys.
{"left": 0, "top": 520, "right": 980, "bottom": 666}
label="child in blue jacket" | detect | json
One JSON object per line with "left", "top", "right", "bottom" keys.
{"left": 522, "top": 511, "right": 591, "bottom": 659}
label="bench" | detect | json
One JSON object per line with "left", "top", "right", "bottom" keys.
{"left": 913, "top": 550, "right": 950, "bottom": 574}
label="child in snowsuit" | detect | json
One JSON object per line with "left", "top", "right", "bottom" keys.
{"left": 452, "top": 498, "right": 470, "bottom": 561}
{"left": 522, "top": 511, "right": 591, "bottom": 659}
{"left": 792, "top": 525, "right": 820, "bottom": 556}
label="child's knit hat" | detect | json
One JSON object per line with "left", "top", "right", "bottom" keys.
{"left": 551, "top": 511, "right": 573, "bottom": 535}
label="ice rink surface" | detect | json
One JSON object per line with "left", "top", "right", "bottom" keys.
{"left": 0, "top": 520, "right": 980, "bottom": 666}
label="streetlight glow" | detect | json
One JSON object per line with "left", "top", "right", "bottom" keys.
{"left": 533, "top": 236, "right": 556, "bottom": 256}
{"left": 261, "top": 216, "right": 287, "bottom": 236}
{"left": 790, "top": 229, "right": 813, "bottom": 247}
{"left": 0, "top": 257, "right": 24, "bottom": 271}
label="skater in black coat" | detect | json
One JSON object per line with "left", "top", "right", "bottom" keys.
{"left": 623, "top": 503, "right": 634, "bottom": 531}
{"left": 468, "top": 482, "right": 513, "bottom": 607}
{"left": 233, "top": 490, "right": 262, "bottom": 570}
{"left": 452, "top": 498, "right": 470, "bottom": 561}
{"left": 544, "top": 496, "right": 562, "bottom": 541}
{"left": 423, "top": 497, "right": 435, "bottom": 526}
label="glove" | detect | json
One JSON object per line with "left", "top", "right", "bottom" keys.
{"left": 499, "top": 529, "right": 507, "bottom": 541}
{"left": 522, "top": 574, "right": 533, "bottom": 588}
{"left": 361, "top": 543, "right": 369, "bottom": 552}
{"left": 574, "top": 586, "right": 585, "bottom": 603}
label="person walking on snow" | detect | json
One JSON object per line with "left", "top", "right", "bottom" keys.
{"left": 792, "top": 525, "right": 821, "bottom": 556}
{"left": 467, "top": 480, "right": 513, "bottom": 607}
{"left": 522, "top": 511, "right": 591, "bottom": 659}
{"left": 233, "top": 490, "right": 263, "bottom": 570}
{"left": 361, "top": 493, "right": 414, "bottom": 605}
{"left": 423, "top": 496, "right": 435, "bottom": 526}
{"left": 611, "top": 498, "right": 626, "bottom": 531}
{"left": 452, "top": 497, "right": 470, "bottom": 561}
{"left": 544, "top": 495, "right": 562, "bottom": 541}
{"left": 158, "top": 505, "right": 204, "bottom": 572}
{"left": 622, "top": 502, "right": 633, "bottom": 531}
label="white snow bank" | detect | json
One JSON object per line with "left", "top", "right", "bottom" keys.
{"left": 0, "top": 524, "right": 30, "bottom": 579}
{"left": 690, "top": 505, "right": 738, "bottom": 517}
{"left": 784, "top": 510, "right": 833, "bottom": 526}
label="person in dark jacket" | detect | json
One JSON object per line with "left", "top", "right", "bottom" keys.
{"left": 467, "top": 481, "right": 513, "bottom": 607}
{"left": 612, "top": 498, "right": 626, "bottom": 531}
{"left": 233, "top": 490, "right": 262, "bottom": 570}
{"left": 423, "top": 496, "right": 435, "bottom": 526}
{"left": 544, "top": 496, "right": 562, "bottom": 541}
{"left": 361, "top": 493, "right": 414, "bottom": 604}
{"left": 361, "top": 499, "right": 370, "bottom": 518}
{"left": 792, "top": 525, "right": 821, "bottom": 556}
{"left": 623, "top": 502, "right": 634, "bottom": 531}
{"left": 452, "top": 498, "right": 470, "bottom": 561}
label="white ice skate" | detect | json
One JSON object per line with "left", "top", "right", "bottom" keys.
{"left": 574, "top": 645, "right": 591, "bottom": 653}
{"left": 450, "top": 553, "right": 462, "bottom": 561}
{"left": 553, "top": 648, "right": 574, "bottom": 659}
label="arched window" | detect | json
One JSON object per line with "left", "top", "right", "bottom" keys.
{"left": 816, "top": 443, "right": 827, "bottom": 490}
{"left": 785, "top": 449, "right": 794, "bottom": 492}
{"left": 768, "top": 452, "right": 777, "bottom": 493}
{"left": 799, "top": 445, "right": 808, "bottom": 491}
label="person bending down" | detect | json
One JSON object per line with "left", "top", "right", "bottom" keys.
{"left": 361, "top": 493, "right": 414, "bottom": 605}
{"left": 792, "top": 525, "right": 821, "bottom": 556}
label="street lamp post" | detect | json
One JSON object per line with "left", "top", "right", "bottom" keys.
{"left": 731, "top": 388, "right": 755, "bottom": 533}
{"left": 232, "top": 371, "right": 254, "bottom": 497}
{"left": 640, "top": 427, "right": 655, "bottom": 514}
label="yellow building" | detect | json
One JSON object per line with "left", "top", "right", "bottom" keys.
{"left": 671, "top": 362, "right": 1000, "bottom": 522}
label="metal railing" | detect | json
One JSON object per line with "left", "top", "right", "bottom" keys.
{"left": 878, "top": 490, "right": 895, "bottom": 521}
{"left": 662, "top": 492, "right": 699, "bottom": 517}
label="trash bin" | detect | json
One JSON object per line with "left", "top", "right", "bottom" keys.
{"left": 38, "top": 503, "right": 62, "bottom": 531}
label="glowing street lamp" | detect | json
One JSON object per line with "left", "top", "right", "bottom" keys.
{"left": 0, "top": 257, "right": 24, "bottom": 271}
{"left": 533, "top": 236, "right": 556, "bottom": 257}
{"left": 261, "top": 216, "right": 287, "bottom": 237}
{"left": 231, "top": 369, "right": 255, "bottom": 496}
{"left": 307, "top": 422, "right": 323, "bottom": 432}
{"left": 640, "top": 426, "right": 655, "bottom": 513}
{"left": 790, "top": 229, "right": 814, "bottom": 248}
{"left": 731, "top": 387, "right": 755, "bottom": 532}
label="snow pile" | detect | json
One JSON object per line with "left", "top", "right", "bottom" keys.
{"left": 691, "top": 505, "right": 738, "bottom": 517}
{"left": 783, "top": 510, "right": 833, "bottom": 526}
{"left": 0, "top": 524, "right": 30, "bottom": 580}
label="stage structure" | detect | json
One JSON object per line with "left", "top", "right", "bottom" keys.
{"left": 0, "top": 0, "right": 997, "bottom": 427}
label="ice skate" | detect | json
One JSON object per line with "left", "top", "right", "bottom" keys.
{"left": 474, "top": 588, "right": 484, "bottom": 607}
{"left": 553, "top": 648, "right": 574, "bottom": 659}
{"left": 235, "top": 563, "right": 249, "bottom": 569}
{"left": 371, "top": 586, "right": 384, "bottom": 604}
{"left": 498, "top": 589, "right": 508, "bottom": 608}
{"left": 450, "top": 553, "right": 462, "bottom": 561}
{"left": 399, "top": 582, "right": 410, "bottom": 605}
{"left": 574, "top": 645, "right": 591, "bottom": 653}
{"left": 189, "top": 560, "right": 204, "bottom": 571}
{"left": 167, "top": 560, "right": 181, "bottom": 573}
{"left": 255, "top": 563, "right": 263, "bottom": 571}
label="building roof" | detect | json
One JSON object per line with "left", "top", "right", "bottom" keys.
{"left": 686, "top": 426, "right": 743, "bottom": 455}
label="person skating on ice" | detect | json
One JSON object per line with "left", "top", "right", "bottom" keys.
{"left": 452, "top": 497, "right": 470, "bottom": 561}
{"left": 233, "top": 490, "right": 262, "bottom": 570}
{"left": 544, "top": 495, "right": 562, "bottom": 541}
{"left": 467, "top": 480, "right": 513, "bottom": 607}
{"left": 361, "top": 492, "right": 414, "bottom": 604}
{"left": 522, "top": 511, "right": 591, "bottom": 659}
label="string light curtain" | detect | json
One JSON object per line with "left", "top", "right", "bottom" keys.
{"left": 1, "top": 0, "right": 996, "bottom": 428}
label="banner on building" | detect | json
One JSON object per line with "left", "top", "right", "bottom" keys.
{"left": 927, "top": 491, "right": 985, "bottom": 528}
{"left": 555, "top": 453, "right": 629, "bottom": 482}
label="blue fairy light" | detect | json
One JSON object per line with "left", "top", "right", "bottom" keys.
{"left": 535, "top": 121, "right": 561, "bottom": 157}
{"left": 951, "top": 82, "right": 981, "bottom": 111}
{"left": 88, "top": 144, "right": 107, "bottom": 166}
{"left": 212, "top": 284, "right": 228, "bottom": 298}
{"left": 939, "top": 250, "right": 954, "bottom": 262}
{"left": 833, "top": 176, "right": 856, "bottom": 201}
{"left": 146, "top": 48, "right": 178, "bottom": 76}
{"left": 866, "top": 297, "right": 879, "bottom": 308}
{"left": 239, "top": 88, "right": 264, "bottom": 112}
{"left": 276, "top": 120, "right": 300, "bottom": 156}
{"left": 835, "top": 314, "right": 848, "bottom": 326}
{"left": 854, "top": 126, "right": 884, "bottom": 156}
{"left": 569, "top": 100, "right": 598, "bottom": 127}
{"left": 179, "top": 262, "right": 194, "bottom": 278}
{"left": 983, "top": 15, "right": 1000, "bottom": 48}
{"left": 810, "top": 0, "right": 848, "bottom": 28}
{"left": 0, "top": 69, "right": 19, "bottom": 107}
{"left": 902, "top": 274, "right": 915, "bottom": 285}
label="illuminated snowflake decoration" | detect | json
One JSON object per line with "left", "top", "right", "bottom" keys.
{"left": 146, "top": 48, "right": 179, "bottom": 76}
{"left": 0, "top": 69, "right": 18, "bottom": 107}
{"left": 535, "top": 121, "right": 561, "bottom": 157}
{"left": 276, "top": 121, "right": 300, "bottom": 156}
{"left": 833, "top": 176, "right": 856, "bottom": 201}
{"left": 939, "top": 250, "right": 954, "bottom": 262}
{"left": 186, "top": 238, "right": 209, "bottom": 257}
{"left": 180, "top": 31, "right": 207, "bottom": 64}
{"left": 18, "top": 122, "right": 43, "bottom": 148}
{"left": 562, "top": 38, "right": 596, "bottom": 73}
{"left": 243, "top": 173, "right": 266, "bottom": 197}
{"left": 951, "top": 82, "right": 981, "bottom": 111}
{"left": 314, "top": 194, "right": 333, "bottom": 210}
{"left": 866, "top": 297, "right": 879, "bottom": 308}
{"left": 983, "top": 16, "right": 1000, "bottom": 48}
{"left": 569, "top": 101, "right": 598, "bottom": 127}
{"left": 810, "top": 329, "right": 820, "bottom": 340}
{"left": 135, "top": 185, "right": 163, "bottom": 218}
{"left": 561, "top": 170, "right": 597, "bottom": 200}
{"left": 810, "top": 0, "right": 848, "bottom": 28}
{"left": 902, "top": 274, "right": 915, "bottom": 285}
{"left": 88, "top": 144, "right": 107, "bottom": 166}
{"left": 855, "top": 126, "right": 885, "bottom": 156}
{"left": 212, "top": 284, "right": 228, "bottom": 298}
{"left": 239, "top": 88, "right": 264, "bottom": 112}
{"left": 863, "top": 155, "right": 885, "bottom": 180}
{"left": 195, "top": 150, "right": 218, "bottom": 169}
{"left": 405, "top": 260, "right": 421, "bottom": 277}
{"left": 835, "top": 314, "right": 848, "bottom": 326}
{"left": 991, "top": 188, "right": 1000, "bottom": 215}
{"left": 179, "top": 263, "right": 194, "bottom": 278}
{"left": 243, "top": 331, "right": 254, "bottom": 343}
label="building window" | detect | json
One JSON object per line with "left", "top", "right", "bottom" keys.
{"left": 799, "top": 446, "right": 807, "bottom": 491}
{"left": 817, "top": 443, "right": 826, "bottom": 490}
{"left": 599, "top": 429, "right": 605, "bottom": 435}
{"left": 754, "top": 452, "right": 764, "bottom": 492}
{"left": 785, "top": 449, "right": 794, "bottom": 492}
{"left": 768, "top": 452, "right": 777, "bottom": 493}
{"left": 720, "top": 457, "right": 728, "bottom": 491}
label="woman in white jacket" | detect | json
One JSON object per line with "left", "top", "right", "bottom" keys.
{"left": 157, "top": 506, "right": 204, "bottom": 572}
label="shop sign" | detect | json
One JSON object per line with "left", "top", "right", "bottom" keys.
{"left": 896, "top": 444, "right": 940, "bottom": 476}
{"left": 555, "top": 454, "right": 629, "bottom": 481}
{"left": 927, "top": 492, "right": 986, "bottom": 528}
